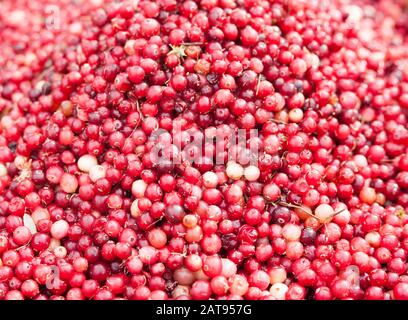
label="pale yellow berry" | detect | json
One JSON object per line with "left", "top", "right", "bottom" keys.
{"left": 130, "top": 200, "right": 141, "bottom": 218}
{"left": 365, "top": 231, "right": 381, "bottom": 247}
{"left": 131, "top": 179, "right": 147, "bottom": 198}
{"left": 229, "top": 274, "right": 249, "bottom": 296}
{"left": 315, "top": 203, "right": 335, "bottom": 222}
{"left": 23, "top": 214, "right": 37, "bottom": 234}
{"left": 288, "top": 108, "right": 304, "bottom": 123}
{"left": 226, "top": 162, "right": 244, "bottom": 180}
{"left": 14, "top": 155, "right": 28, "bottom": 170}
{"left": 244, "top": 165, "right": 260, "bottom": 181}
{"left": 202, "top": 171, "right": 218, "bottom": 188}
{"left": 124, "top": 40, "right": 137, "bottom": 55}
{"left": 0, "top": 164, "right": 7, "bottom": 177}
{"left": 51, "top": 220, "right": 69, "bottom": 240}
{"left": 269, "top": 267, "right": 287, "bottom": 284}
{"left": 89, "top": 165, "right": 106, "bottom": 182}
{"left": 78, "top": 154, "right": 98, "bottom": 172}
{"left": 54, "top": 246, "right": 67, "bottom": 259}
{"left": 269, "top": 283, "right": 288, "bottom": 300}
{"left": 282, "top": 224, "right": 302, "bottom": 241}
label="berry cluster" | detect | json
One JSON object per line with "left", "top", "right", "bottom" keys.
{"left": 0, "top": 0, "right": 407, "bottom": 300}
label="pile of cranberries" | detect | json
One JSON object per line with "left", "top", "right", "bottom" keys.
{"left": 0, "top": 0, "right": 408, "bottom": 300}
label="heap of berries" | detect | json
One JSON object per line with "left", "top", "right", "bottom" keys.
{"left": 0, "top": 0, "right": 408, "bottom": 300}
